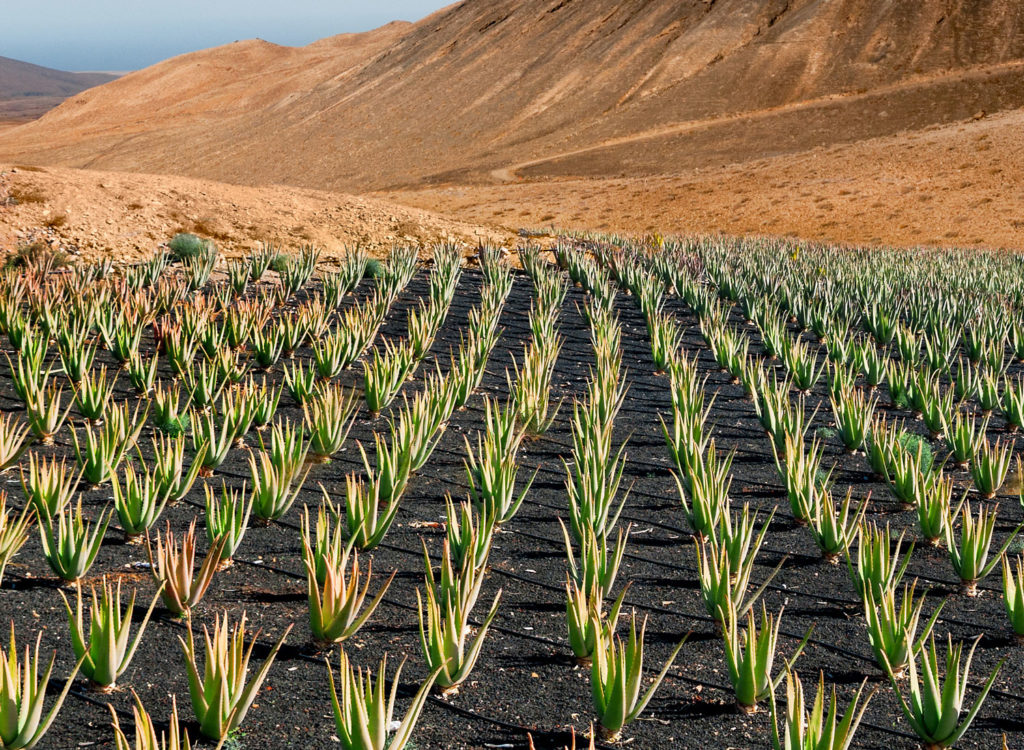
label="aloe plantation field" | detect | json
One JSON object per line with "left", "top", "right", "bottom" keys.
{"left": 2, "top": 237, "right": 1024, "bottom": 750}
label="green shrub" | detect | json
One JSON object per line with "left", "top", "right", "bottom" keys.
{"left": 897, "top": 432, "right": 934, "bottom": 474}
{"left": 269, "top": 253, "right": 291, "bottom": 273}
{"left": 169, "top": 233, "right": 215, "bottom": 261}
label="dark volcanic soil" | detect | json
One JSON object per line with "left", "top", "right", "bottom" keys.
{"left": 1, "top": 266, "right": 1022, "bottom": 750}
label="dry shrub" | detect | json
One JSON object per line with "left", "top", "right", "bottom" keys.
{"left": 7, "top": 185, "right": 47, "bottom": 205}
{"left": 5, "top": 241, "right": 68, "bottom": 271}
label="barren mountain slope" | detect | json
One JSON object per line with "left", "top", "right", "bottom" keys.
{"left": 386, "top": 107, "right": 1024, "bottom": 250}
{"left": 0, "top": 56, "right": 118, "bottom": 120}
{"left": 0, "top": 164, "right": 506, "bottom": 264}
{"left": 1, "top": 0, "right": 1022, "bottom": 191}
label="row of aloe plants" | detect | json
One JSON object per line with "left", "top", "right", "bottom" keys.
{"left": 584, "top": 240, "right": 1008, "bottom": 750}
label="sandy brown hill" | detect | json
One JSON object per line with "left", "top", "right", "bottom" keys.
{"left": 0, "top": 56, "right": 118, "bottom": 121}
{"left": 1, "top": 0, "right": 1023, "bottom": 192}
{"left": 0, "top": 164, "right": 506, "bottom": 264}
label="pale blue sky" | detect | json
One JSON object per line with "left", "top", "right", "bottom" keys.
{"left": 1, "top": 1, "right": 448, "bottom": 72}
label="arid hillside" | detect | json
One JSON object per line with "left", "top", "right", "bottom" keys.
{"left": 0, "top": 164, "right": 506, "bottom": 264}
{"left": 2, "top": 0, "right": 1023, "bottom": 192}
{"left": 0, "top": 56, "right": 118, "bottom": 120}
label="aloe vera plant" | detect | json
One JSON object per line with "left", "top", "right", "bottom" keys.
{"left": 304, "top": 383, "right": 358, "bottom": 462}
{"left": 417, "top": 541, "right": 502, "bottom": 695}
{"left": 564, "top": 398, "right": 630, "bottom": 542}
{"left": 561, "top": 518, "right": 629, "bottom": 598}
{"left": 179, "top": 611, "right": 291, "bottom": 741}
{"left": 336, "top": 472, "right": 402, "bottom": 551}
{"left": 248, "top": 420, "right": 311, "bottom": 523}
{"left": 152, "top": 433, "right": 205, "bottom": 504}
{"left": 946, "top": 411, "right": 987, "bottom": 468}
{"left": 944, "top": 500, "right": 1023, "bottom": 596}
{"left": 112, "top": 459, "right": 169, "bottom": 542}
{"left": 60, "top": 576, "right": 163, "bottom": 691}
{"left": 326, "top": 650, "right": 440, "bottom": 750}
{"left": 464, "top": 397, "right": 535, "bottom": 525}
{"left": 146, "top": 520, "right": 226, "bottom": 616}
{"left": 72, "top": 408, "right": 144, "bottom": 488}
{"left": 917, "top": 472, "right": 956, "bottom": 546}
{"left": 695, "top": 534, "right": 778, "bottom": 623}
{"left": 110, "top": 692, "right": 192, "bottom": 750}
{"left": 304, "top": 537, "right": 394, "bottom": 647}
{"left": 830, "top": 387, "right": 877, "bottom": 453}
{"left": 283, "top": 358, "right": 318, "bottom": 405}
{"left": 674, "top": 439, "right": 732, "bottom": 539}
{"left": 363, "top": 338, "right": 414, "bottom": 417}
{"left": 723, "top": 601, "right": 809, "bottom": 714}
{"left": 783, "top": 335, "right": 825, "bottom": 392}
{"left": 845, "top": 522, "right": 913, "bottom": 603}
{"left": 566, "top": 577, "right": 628, "bottom": 666}
{"left": 885, "top": 634, "right": 1002, "bottom": 750}
{"left": 38, "top": 499, "right": 110, "bottom": 583}
{"left": 1002, "top": 554, "right": 1024, "bottom": 641}
{"left": 190, "top": 410, "right": 234, "bottom": 476}
{"left": 864, "top": 579, "right": 944, "bottom": 678}
{"left": 510, "top": 339, "right": 562, "bottom": 435}
{"left": 0, "top": 414, "right": 29, "bottom": 473}
{"left": 773, "top": 432, "right": 830, "bottom": 526}
{"left": 0, "top": 624, "right": 84, "bottom": 750}
{"left": 769, "top": 670, "right": 873, "bottom": 750}
{"left": 20, "top": 453, "right": 79, "bottom": 517}
{"left": 74, "top": 364, "right": 116, "bottom": 422}
{"left": 0, "top": 494, "right": 31, "bottom": 586}
{"left": 884, "top": 434, "right": 935, "bottom": 509}
{"left": 590, "top": 612, "right": 688, "bottom": 742}
{"left": 807, "top": 487, "right": 865, "bottom": 563}
{"left": 24, "top": 382, "right": 70, "bottom": 445}
{"left": 204, "top": 482, "right": 252, "bottom": 568}
{"left": 970, "top": 437, "right": 1015, "bottom": 498}
{"left": 153, "top": 381, "right": 188, "bottom": 436}
{"left": 445, "top": 496, "right": 495, "bottom": 574}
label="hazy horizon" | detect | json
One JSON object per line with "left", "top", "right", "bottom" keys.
{"left": 0, "top": 1, "right": 447, "bottom": 72}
